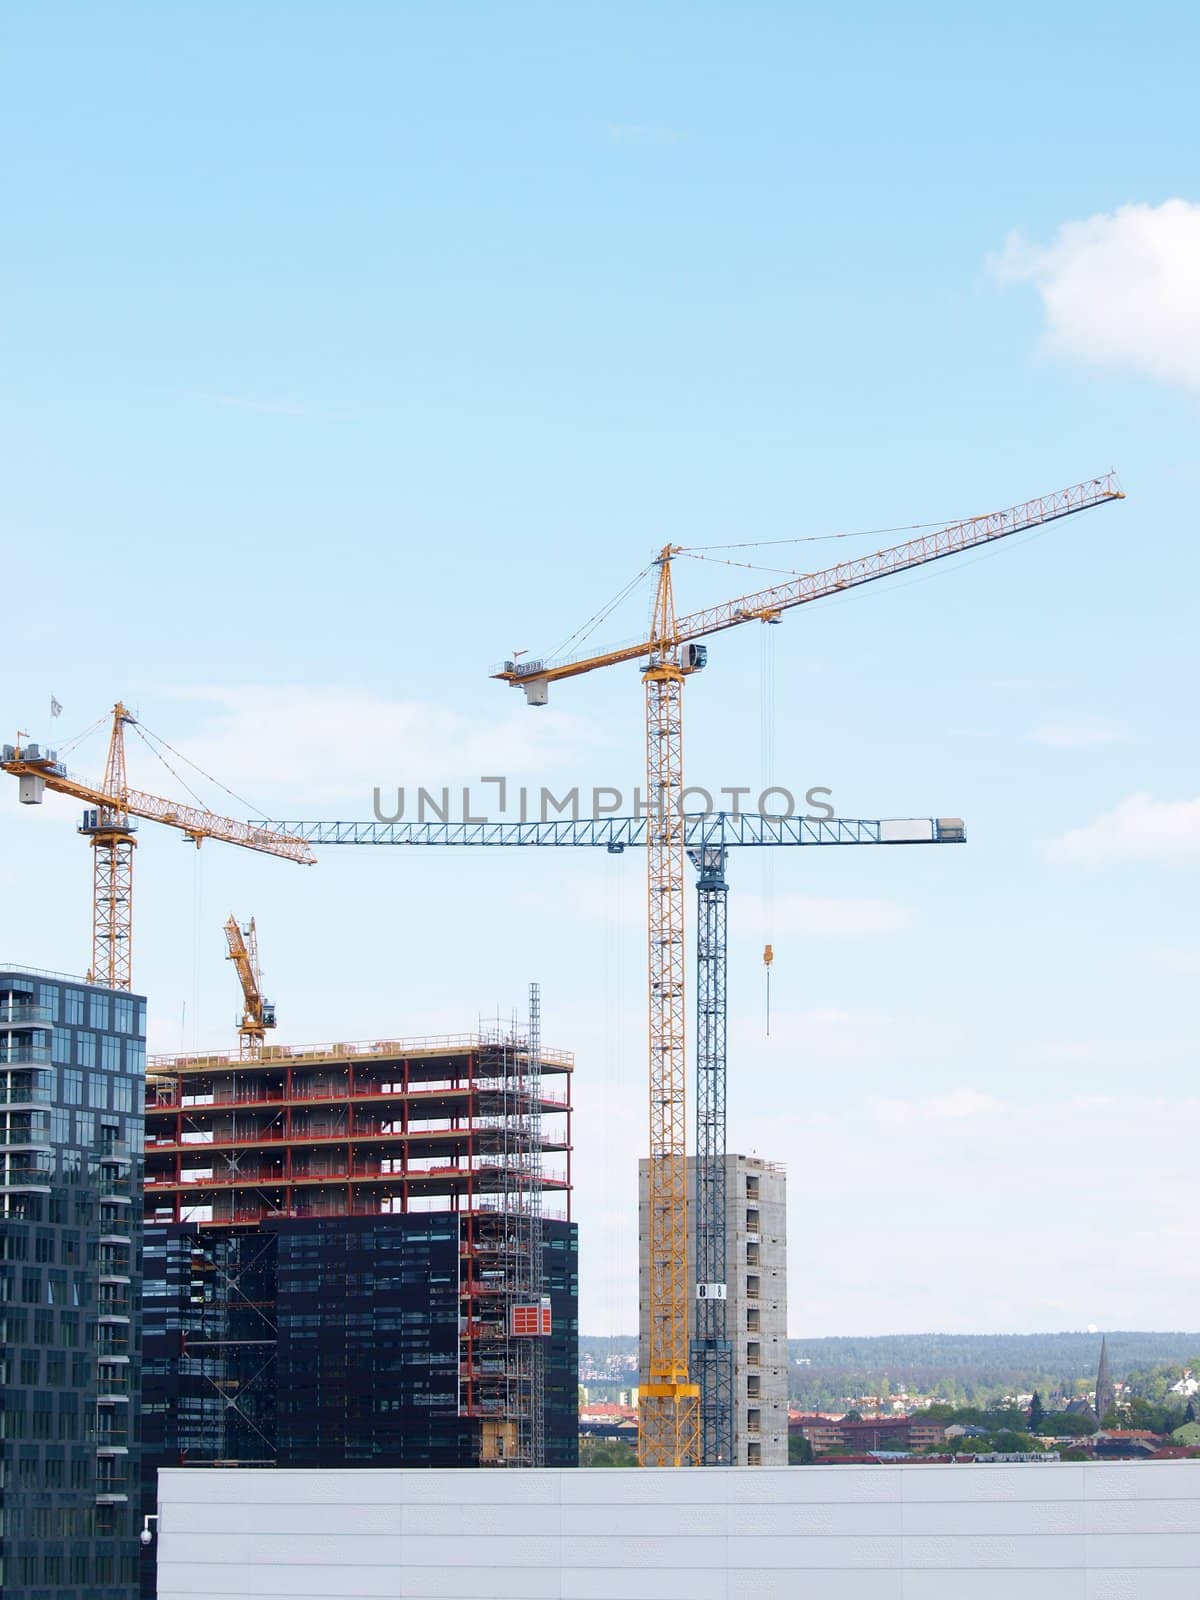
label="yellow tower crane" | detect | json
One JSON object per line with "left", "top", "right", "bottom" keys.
{"left": 1, "top": 702, "right": 316, "bottom": 990}
{"left": 224, "top": 915, "right": 276, "bottom": 1058}
{"left": 494, "top": 475, "right": 1125, "bottom": 1466}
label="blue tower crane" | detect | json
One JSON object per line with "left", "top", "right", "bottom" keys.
{"left": 264, "top": 809, "right": 966, "bottom": 1462}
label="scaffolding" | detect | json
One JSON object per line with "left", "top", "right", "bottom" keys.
{"left": 469, "top": 985, "right": 548, "bottom": 1466}
{"left": 144, "top": 1010, "right": 570, "bottom": 1471}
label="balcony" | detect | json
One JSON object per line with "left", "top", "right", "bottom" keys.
{"left": 0, "top": 1005, "right": 53, "bottom": 1027}
{"left": 0, "top": 1078, "right": 54, "bottom": 1106}
{"left": 0, "top": 1126, "right": 52, "bottom": 1150}
{"left": 0, "top": 1044, "right": 52, "bottom": 1065}
{"left": 0, "top": 1165, "right": 52, "bottom": 1193}
{"left": 95, "top": 1177, "right": 132, "bottom": 1200}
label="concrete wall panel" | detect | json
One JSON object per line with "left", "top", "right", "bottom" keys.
{"left": 157, "top": 1463, "right": 1200, "bottom": 1600}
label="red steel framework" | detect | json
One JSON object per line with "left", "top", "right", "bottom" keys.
{"left": 144, "top": 1031, "right": 571, "bottom": 1463}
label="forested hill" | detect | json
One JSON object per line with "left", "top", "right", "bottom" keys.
{"left": 787, "top": 1331, "right": 1200, "bottom": 1409}
{"left": 790, "top": 1332, "right": 1200, "bottom": 1375}
{"left": 580, "top": 1332, "right": 1200, "bottom": 1409}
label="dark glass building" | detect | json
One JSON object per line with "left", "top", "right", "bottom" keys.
{"left": 0, "top": 965, "right": 145, "bottom": 1600}
{"left": 143, "top": 1213, "right": 578, "bottom": 1472}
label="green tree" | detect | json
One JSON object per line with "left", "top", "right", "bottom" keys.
{"left": 1038, "top": 1411, "right": 1097, "bottom": 1437}
{"left": 992, "top": 1429, "right": 1038, "bottom": 1453}
{"left": 1185, "top": 1399, "right": 1196, "bottom": 1424}
{"left": 789, "top": 1433, "right": 814, "bottom": 1465}
{"left": 578, "top": 1436, "right": 637, "bottom": 1468}
{"left": 1029, "top": 1392, "right": 1045, "bottom": 1431}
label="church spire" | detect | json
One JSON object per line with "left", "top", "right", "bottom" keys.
{"left": 1095, "top": 1335, "right": 1115, "bottom": 1425}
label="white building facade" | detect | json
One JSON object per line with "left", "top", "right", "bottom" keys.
{"left": 157, "top": 1461, "right": 1200, "bottom": 1598}
{"left": 639, "top": 1154, "right": 787, "bottom": 1466}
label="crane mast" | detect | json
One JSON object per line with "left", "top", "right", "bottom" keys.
{"left": 1, "top": 701, "right": 316, "bottom": 989}
{"left": 640, "top": 549, "right": 701, "bottom": 1465}
{"left": 691, "top": 844, "right": 731, "bottom": 1464}
{"left": 83, "top": 702, "right": 138, "bottom": 989}
{"left": 224, "top": 915, "right": 276, "bottom": 1058}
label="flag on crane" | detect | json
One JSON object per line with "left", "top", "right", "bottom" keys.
{"left": 50, "top": 695, "right": 62, "bottom": 718}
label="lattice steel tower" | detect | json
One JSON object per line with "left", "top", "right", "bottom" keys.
{"left": 690, "top": 845, "right": 734, "bottom": 1464}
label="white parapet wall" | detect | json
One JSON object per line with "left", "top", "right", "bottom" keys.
{"left": 156, "top": 1461, "right": 1200, "bottom": 1600}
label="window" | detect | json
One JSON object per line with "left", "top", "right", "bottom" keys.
{"left": 64, "top": 989, "right": 84, "bottom": 1025}
{"left": 74, "top": 1111, "right": 94, "bottom": 1146}
{"left": 77, "top": 1032, "right": 95, "bottom": 1069}
{"left": 113, "top": 996, "right": 134, "bottom": 1034}
{"left": 89, "top": 992, "right": 110, "bottom": 1031}
{"left": 38, "top": 983, "right": 58, "bottom": 1018}
{"left": 127, "top": 1039, "right": 145, "bottom": 1076}
{"left": 101, "top": 1036, "right": 120, "bottom": 1072}
{"left": 112, "top": 1077, "right": 132, "bottom": 1113}
{"left": 51, "top": 1027, "right": 73, "bottom": 1065}
{"left": 35, "top": 1230, "right": 55, "bottom": 1263}
{"left": 62, "top": 1068, "right": 83, "bottom": 1105}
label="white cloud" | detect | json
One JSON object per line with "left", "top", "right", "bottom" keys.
{"left": 732, "top": 1006, "right": 919, "bottom": 1064}
{"left": 870, "top": 1087, "right": 1002, "bottom": 1126}
{"left": 566, "top": 881, "right": 914, "bottom": 938}
{"left": 992, "top": 198, "right": 1200, "bottom": 389}
{"left": 1049, "top": 792, "right": 1200, "bottom": 865}
{"left": 1034, "top": 1040, "right": 1094, "bottom": 1063}
{"left": 733, "top": 891, "right": 915, "bottom": 938}
{"left": 1147, "top": 947, "right": 1200, "bottom": 976}
{"left": 135, "top": 685, "right": 591, "bottom": 810}
{"left": 1030, "top": 716, "right": 1128, "bottom": 749}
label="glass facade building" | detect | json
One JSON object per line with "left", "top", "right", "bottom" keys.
{"left": 0, "top": 965, "right": 145, "bottom": 1600}
{"left": 143, "top": 1213, "right": 578, "bottom": 1476}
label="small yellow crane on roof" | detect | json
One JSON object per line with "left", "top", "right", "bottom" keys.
{"left": 1, "top": 701, "right": 316, "bottom": 991}
{"left": 224, "top": 915, "right": 275, "bottom": 1059}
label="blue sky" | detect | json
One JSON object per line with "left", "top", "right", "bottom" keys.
{"left": 2, "top": 4, "right": 1198, "bottom": 1336}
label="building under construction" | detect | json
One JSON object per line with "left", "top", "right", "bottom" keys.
{"left": 139, "top": 1000, "right": 576, "bottom": 1528}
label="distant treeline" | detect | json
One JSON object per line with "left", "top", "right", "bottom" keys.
{"left": 789, "top": 1331, "right": 1200, "bottom": 1375}
{"left": 580, "top": 1332, "right": 1200, "bottom": 1410}
{"left": 786, "top": 1331, "right": 1200, "bottom": 1409}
